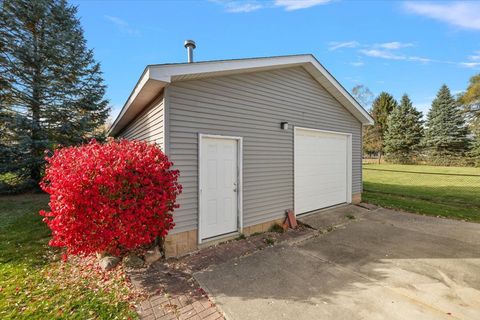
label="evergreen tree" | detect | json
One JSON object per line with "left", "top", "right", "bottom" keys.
{"left": 470, "top": 126, "right": 480, "bottom": 165}
{"left": 363, "top": 92, "right": 398, "bottom": 161}
{"left": 423, "top": 85, "right": 469, "bottom": 159}
{"left": 384, "top": 94, "right": 423, "bottom": 163}
{"left": 0, "top": 0, "right": 109, "bottom": 184}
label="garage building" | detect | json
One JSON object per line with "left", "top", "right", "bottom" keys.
{"left": 109, "top": 52, "right": 374, "bottom": 257}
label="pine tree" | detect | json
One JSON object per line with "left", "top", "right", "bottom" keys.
{"left": 423, "top": 85, "right": 469, "bottom": 160}
{"left": 465, "top": 116, "right": 480, "bottom": 166}
{"left": 0, "top": 0, "right": 110, "bottom": 184}
{"left": 470, "top": 127, "right": 480, "bottom": 164}
{"left": 384, "top": 94, "right": 423, "bottom": 163}
{"left": 363, "top": 92, "right": 398, "bottom": 161}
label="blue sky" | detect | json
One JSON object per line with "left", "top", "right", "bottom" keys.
{"left": 71, "top": 0, "right": 480, "bottom": 120}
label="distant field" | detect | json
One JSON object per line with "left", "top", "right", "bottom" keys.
{"left": 363, "top": 163, "right": 480, "bottom": 222}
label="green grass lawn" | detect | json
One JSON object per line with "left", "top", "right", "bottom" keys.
{"left": 363, "top": 163, "right": 480, "bottom": 221}
{"left": 0, "top": 194, "right": 137, "bottom": 319}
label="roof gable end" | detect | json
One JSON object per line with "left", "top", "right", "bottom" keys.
{"left": 109, "top": 54, "right": 373, "bottom": 135}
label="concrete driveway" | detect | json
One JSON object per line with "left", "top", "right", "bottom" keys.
{"left": 194, "top": 206, "right": 480, "bottom": 320}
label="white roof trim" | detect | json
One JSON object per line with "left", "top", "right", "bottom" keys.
{"left": 109, "top": 54, "right": 373, "bottom": 136}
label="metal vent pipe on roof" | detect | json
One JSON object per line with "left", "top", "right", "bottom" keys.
{"left": 184, "top": 40, "right": 196, "bottom": 63}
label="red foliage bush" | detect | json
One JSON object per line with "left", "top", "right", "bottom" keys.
{"left": 40, "top": 139, "right": 182, "bottom": 257}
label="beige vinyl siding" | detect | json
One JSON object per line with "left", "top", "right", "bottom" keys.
{"left": 167, "top": 66, "right": 362, "bottom": 234}
{"left": 118, "top": 95, "right": 165, "bottom": 150}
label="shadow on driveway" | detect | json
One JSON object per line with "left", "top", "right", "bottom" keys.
{"left": 194, "top": 207, "right": 480, "bottom": 320}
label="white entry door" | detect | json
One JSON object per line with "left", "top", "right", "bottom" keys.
{"left": 295, "top": 128, "right": 351, "bottom": 214}
{"left": 200, "top": 137, "right": 239, "bottom": 240}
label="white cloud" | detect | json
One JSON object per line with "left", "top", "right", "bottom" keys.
{"left": 104, "top": 15, "right": 140, "bottom": 36}
{"left": 211, "top": 0, "right": 331, "bottom": 13}
{"left": 359, "top": 47, "right": 480, "bottom": 68}
{"left": 218, "top": 1, "right": 264, "bottom": 12}
{"left": 375, "top": 41, "right": 413, "bottom": 50}
{"left": 407, "top": 56, "right": 432, "bottom": 63}
{"left": 360, "top": 49, "right": 406, "bottom": 60}
{"left": 360, "top": 49, "right": 434, "bottom": 64}
{"left": 274, "top": 0, "right": 332, "bottom": 11}
{"left": 404, "top": 1, "right": 480, "bottom": 31}
{"left": 469, "top": 53, "right": 480, "bottom": 61}
{"left": 329, "top": 40, "right": 431, "bottom": 64}
{"left": 328, "top": 41, "right": 359, "bottom": 51}
{"left": 350, "top": 61, "right": 365, "bottom": 67}
{"left": 459, "top": 52, "right": 480, "bottom": 68}
{"left": 460, "top": 62, "right": 480, "bottom": 68}
{"left": 351, "top": 41, "right": 432, "bottom": 64}
{"left": 330, "top": 41, "right": 417, "bottom": 59}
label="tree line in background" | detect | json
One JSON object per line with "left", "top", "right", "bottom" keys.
{"left": 0, "top": 0, "right": 109, "bottom": 192}
{"left": 1, "top": 0, "right": 480, "bottom": 197}
{"left": 354, "top": 76, "right": 480, "bottom": 167}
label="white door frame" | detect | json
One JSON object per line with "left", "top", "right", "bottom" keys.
{"left": 198, "top": 134, "right": 243, "bottom": 244}
{"left": 293, "top": 126, "right": 352, "bottom": 216}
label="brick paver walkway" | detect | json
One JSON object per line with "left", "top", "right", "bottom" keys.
{"left": 128, "top": 226, "right": 315, "bottom": 320}
{"left": 139, "top": 293, "right": 221, "bottom": 320}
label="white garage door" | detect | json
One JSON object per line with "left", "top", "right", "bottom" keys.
{"left": 295, "top": 128, "right": 350, "bottom": 215}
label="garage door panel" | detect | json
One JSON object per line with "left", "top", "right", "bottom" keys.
{"left": 295, "top": 128, "right": 349, "bottom": 214}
